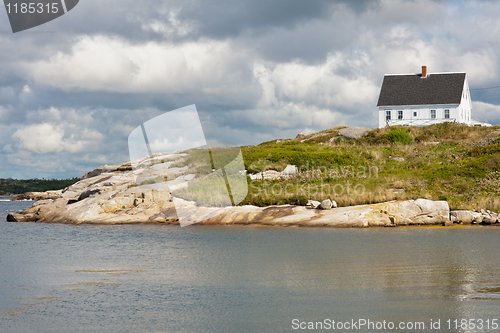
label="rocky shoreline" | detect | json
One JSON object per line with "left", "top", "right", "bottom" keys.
{"left": 5, "top": 160, "right": 500, "bottom": 227}
{"left": 11, "top": 190, "right": 63, "bottom": 201}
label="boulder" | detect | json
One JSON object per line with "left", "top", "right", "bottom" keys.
{"left": 7, "top": 212, "right": 37, "bottom": 222}
{"left": 337, "top": 127, "right": 371, "bottom": 140}
{"left": 319, "top": 199, "right": 333, "bottom": 210}
{"left": 482, "top": 215, "right": 497, "bottom": 224}
{"left": 282, "top": 165, "right": 298, "bottom": 177}
{"left": 11, "top": 190, "right": 62, "bottom": 201}
{"left": 331, "top": 200, "right": 337, "bottom": 208}
{"left": 296, "top": 132, "right": 306, "bottom": 139}
{"left": 389, "top": 156, "right": 405, "bottom": 162}
{"left": 450, "top": 210, "right": 475, "bottom": 224}
{"left": 414, "top": 198, "right": 449, "bottom": 215}
{"left": 309, "top": 200, "right": 321, "bottom": 209}
{"left": 492, "top": 212, "right": 500, "bottom": 221}
{"left": 248, "top": 170, "right": 281, "bottom": 180}
{"left": 248, "top": 165, "right": 298, "bottom": 180}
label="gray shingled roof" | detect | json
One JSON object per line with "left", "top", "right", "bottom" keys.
{"left": 377, "top": 73, "right": 466, "bottom": 107}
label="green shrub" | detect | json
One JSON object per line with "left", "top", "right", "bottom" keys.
{"left": 385, "top": 128, "right": 412, "bottom": 144}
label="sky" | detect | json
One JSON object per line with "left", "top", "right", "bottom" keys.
{"left": 1, "top": 0, "right": 500, "bottom": 179}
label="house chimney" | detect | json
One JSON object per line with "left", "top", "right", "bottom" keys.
{"left": 422, "top": 65, "right": 427, "bottom": 77}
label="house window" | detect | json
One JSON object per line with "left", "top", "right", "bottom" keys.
{"left": 431, "top": 110, "right": 436, "bottom": 119}
{"left": 444, "top": 109, "right": 450, "bottom": 119}
{"left": 398, "top": 110, "right": 403, "bottom": 120}
{"left": 386, "top": 110, "right": 391, "bottom": 120}
{"left": 413, "top": 111, "right": 417, "bottom": 117}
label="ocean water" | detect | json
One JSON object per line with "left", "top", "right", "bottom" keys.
{"left": 2, "top": 200, "right": 500, "bottom": 332}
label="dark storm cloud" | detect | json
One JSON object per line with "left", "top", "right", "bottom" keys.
{"left": 173, "top": 0, "right": 377, "bottom": 38}
{"left": 17, "top": 0, "right": 377, "bottom": 43}
{"left": 1, "top": 0, "right": 500, "bottom": 179}
{"left": 235, "top": 17, "right": 360, "bottom": 64}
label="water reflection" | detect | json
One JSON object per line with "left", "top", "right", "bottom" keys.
{"left": 182, "top": 227, "right": 500, "bottom": 330}
{"left": 1, "top": 216, "right": 500, "bottom": 332}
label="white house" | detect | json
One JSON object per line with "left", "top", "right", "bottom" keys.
{"left": 377, "top": 66, "right": 473, "bottom": 128}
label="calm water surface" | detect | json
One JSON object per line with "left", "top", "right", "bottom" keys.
{"left": 1, "top": 200, "right": 500, "bottom": 332}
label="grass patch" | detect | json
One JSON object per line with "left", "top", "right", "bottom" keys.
{"left": 155, "top": 124, "right": 500, "bottom": 211}
{"left": 237, "top": 124, "right": 500, "bottom": 211}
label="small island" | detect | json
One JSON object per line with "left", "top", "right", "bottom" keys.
{"left": 6, "top": 123, "right": 500, "bottom": 227}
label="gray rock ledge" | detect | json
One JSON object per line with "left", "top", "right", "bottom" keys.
{"left": 6, "top": 161, "right": 498, "bottom": 227}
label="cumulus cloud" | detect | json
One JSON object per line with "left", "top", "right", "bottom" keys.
{"left": 253, "top": 64, "right": 279, "bottom": 108}
{"left": 269, "top": 53, "right": 378, "bottom": 109}
{"left": 12, "top": 123, "right": 93, "bottom": 153}
{"left": 201, "top": 102, "right": 349, "bottom": 147}
{"left": 1, "top": 0, "right": 500, "bottom": 178}
{"left": 472, "top": 101, "right": 500, "bottom": 125}
{"left": 27, "top": 35, "right": 254, "bottom": 95}
{"left": 245, "top": 102, "right": 343, "bottom": 130}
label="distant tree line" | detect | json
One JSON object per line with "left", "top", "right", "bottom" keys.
{"left": 0, "top": 178, "right": 79, "bottom": 195}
